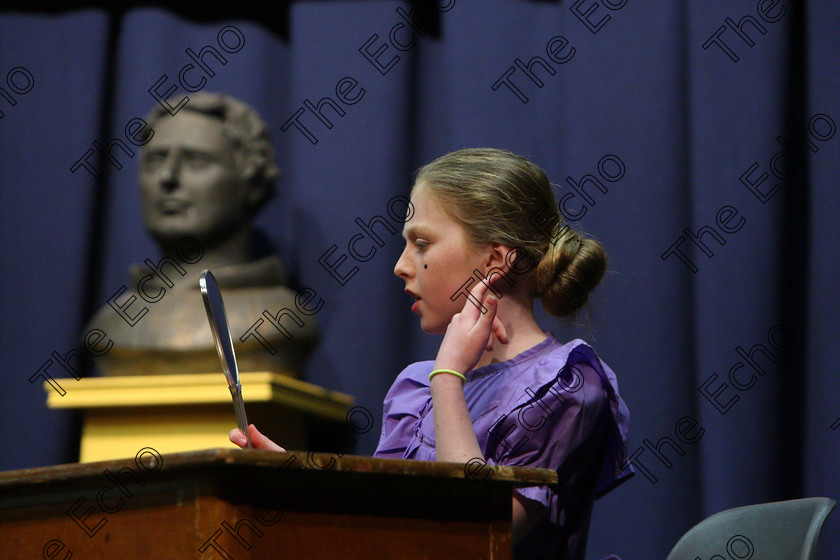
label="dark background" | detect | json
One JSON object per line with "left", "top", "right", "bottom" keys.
{"left": 0, "top": 1, "right": 837, "bottom": 559}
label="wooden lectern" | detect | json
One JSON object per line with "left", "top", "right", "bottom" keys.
{"left": 0, "top": 449, "right": 557, "bottom": 559}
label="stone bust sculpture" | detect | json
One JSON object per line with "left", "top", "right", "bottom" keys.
{"left": 86, "top": 92, "right": 317, "bottom": 376}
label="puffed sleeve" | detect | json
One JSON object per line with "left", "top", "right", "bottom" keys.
{"left": 373, "top": 361, "right": 434, "bottom": 459}
{"left": 481, "top": 342, "right": 632, "bottom": 517}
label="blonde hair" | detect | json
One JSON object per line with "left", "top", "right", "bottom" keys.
{"left": 414, "top": 148, "right": 606, "bottom": 317}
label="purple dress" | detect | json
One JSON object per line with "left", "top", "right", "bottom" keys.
{"left": 374, "top": 334, "right": 633, "bottom": 560}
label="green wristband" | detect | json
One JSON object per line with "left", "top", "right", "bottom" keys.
{"left": 429, "top": 369, "right": 466, "bottom": 383}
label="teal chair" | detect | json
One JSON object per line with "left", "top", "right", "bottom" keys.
{"left": 666, "top": 497, "right": 836, "bottom": 560}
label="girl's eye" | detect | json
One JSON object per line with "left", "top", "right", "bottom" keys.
{"left": 415, "top": 240, "right": 428, "bottom": 251}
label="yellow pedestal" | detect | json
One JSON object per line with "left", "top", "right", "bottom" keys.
{"left": 44, "top": 373, "right": 354, "bottom": 462}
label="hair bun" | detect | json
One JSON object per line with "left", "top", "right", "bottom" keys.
{"left": 532, "top": 234, "right": 607, "bottom": 317}
{"left": 411, "top": 148, "right": 608, "bottom": 319}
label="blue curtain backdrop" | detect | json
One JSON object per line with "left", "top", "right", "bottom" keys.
{"left": 1, "top": 1, "right": 838, "bottom": 559}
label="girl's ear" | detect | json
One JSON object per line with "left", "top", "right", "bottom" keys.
{"left": 478, "top": 243, "right": 518, "bottom": 295}
{"left": 483, "top": 243, "right": 513, "bottom": 271}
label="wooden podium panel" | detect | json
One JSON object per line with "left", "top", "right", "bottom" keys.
{"left": 0, "top": 449, "right": 557, "bottom": 560}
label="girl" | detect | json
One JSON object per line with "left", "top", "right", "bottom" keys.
{"left": 230, "top": 148, "right": 632, "bottom": 560}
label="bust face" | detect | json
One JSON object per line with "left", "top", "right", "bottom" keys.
{"left": 140, "top": 111, "right": 252, "bottom": 244}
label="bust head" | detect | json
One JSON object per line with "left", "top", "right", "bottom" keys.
{"left": 139, "top": 93, "right": 280, "bottom": 249}
{"left": 85, "top": 93, "right": 317, "bottom": 378}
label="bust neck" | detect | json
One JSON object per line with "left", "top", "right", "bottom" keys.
{"left": 157, "top": 224, "right": 254, "bottom": 272}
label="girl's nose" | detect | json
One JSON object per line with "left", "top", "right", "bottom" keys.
{"left": 394, "top": 244, "right": 412, "bottom": 279}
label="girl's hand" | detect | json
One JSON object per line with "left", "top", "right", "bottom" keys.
{"left": 229, "top": 424, "right": 286, "bottom": 452}
{"left": 434, "top": 279, "right": 509, "bottom": 375}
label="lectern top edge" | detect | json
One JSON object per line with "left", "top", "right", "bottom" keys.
{"left": 0, "top": 448, "right": 558, "bottom": 489}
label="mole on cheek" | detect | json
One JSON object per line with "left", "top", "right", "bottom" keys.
{"left": 424, "top": 264, "right": 428, "bottom": 269}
